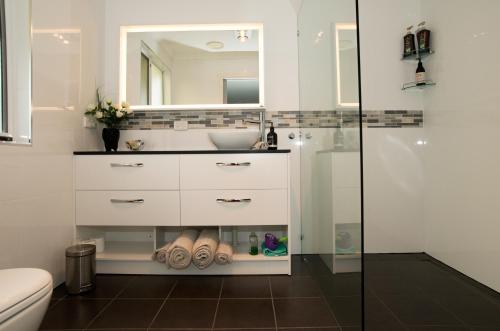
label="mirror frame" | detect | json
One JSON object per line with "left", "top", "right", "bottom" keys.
{"left": 335, "top": 23, "right": 359, "bottom": 109}
{"left": 119, "top": 23, "right": 265, "bottom": 111}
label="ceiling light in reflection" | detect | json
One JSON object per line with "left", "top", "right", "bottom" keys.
{"left": 63, "top": 40, "right": 69, "bottom": 44}
{"left": 58, "top": 35, "right": 64, "bottom": 40}
{"left": 237, "top": 30, "right": 249, "bottom": 43}
{"left": 415, "top": 140, "right": 427, "bottom": 146}
{"left": 53, "top": 33, "right": 59, "bottom": 38}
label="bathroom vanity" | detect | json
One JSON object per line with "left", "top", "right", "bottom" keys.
{"left": 73, "top": 150, "right": 291, "bottom": 275}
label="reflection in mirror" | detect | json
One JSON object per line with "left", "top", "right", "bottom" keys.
{"left": 0, "top": 0, "right": 31, "bottom": 144}
{"left": 121, "top": 24, "right": 264, "bottom": 110}
{"left": 336, "top": 23, "right": 359, "bottom": 108}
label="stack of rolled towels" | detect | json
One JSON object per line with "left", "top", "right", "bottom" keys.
{"left": 153, "top": 229, "right": 234, "bottom": 270}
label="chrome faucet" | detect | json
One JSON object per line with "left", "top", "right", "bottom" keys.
{"left": 244, "top": 111, "right": 272, "bottom": 143}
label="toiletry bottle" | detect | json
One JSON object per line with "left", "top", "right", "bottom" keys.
{"left": 416, "top": 21, "right": 431, "bottom": 54}
{"left": 267, "top": 122, "right": 278, "bottom": 150}
{"left": 249, "top": 232, "right": 258, "bottom": 255}
{"left": 416, "top": 59, "right": 426, "bottom": 86}
{"left": 403, "top": 25, "right": 416, "bottom": 57}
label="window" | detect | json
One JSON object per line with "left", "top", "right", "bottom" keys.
{"left": 223, "top": 78, "right": 259, "bottom": 104}
{"left": 139, "top": 42, "right": 171, "bottom": 106}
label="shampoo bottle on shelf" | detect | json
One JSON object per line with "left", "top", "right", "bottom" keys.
{"left": 416, "top": 21, "right": 431, "bottom": 54}
{"left": 403, "top": 25, "right": 416, "bottom": 57}
{"left": 416, "top": 59, "right": 426, "bottom": 86}
{"left": 267, "top": 122, "right": 278, "bottom": 150}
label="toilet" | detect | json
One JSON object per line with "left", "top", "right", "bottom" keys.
{"left": 0, "top": 268, "right": 53, "bottom": 331}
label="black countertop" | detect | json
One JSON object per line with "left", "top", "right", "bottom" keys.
{"left": 74, "top": 149, "right": 291, "bottom": 155}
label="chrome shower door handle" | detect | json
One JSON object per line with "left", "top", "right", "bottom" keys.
{"left": 110, "top": 199, "right": 145, "bottom": 204}
{"left": 216, "top": 162, "right": 251, "bottom": 167}
{"left": 110, "top": 163, "right": 144, "bottom": 168}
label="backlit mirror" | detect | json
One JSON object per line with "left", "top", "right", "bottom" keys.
{"left": 0, "top": 0, "right": 31, "bottom": 145}
{"left": 335, "top": 23, "right": 359, "bottom": 108}
{"left": 120, "top": 24, "right": 264, "bottom": 110}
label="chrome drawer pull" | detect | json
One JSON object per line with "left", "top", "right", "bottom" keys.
{"left": 110, "top": 199, "right": 145, "bottom": 204}
{"left": 110, "top": 163, "right": 144, "bottom": 168}
{"left": 216, "top": 162, "right": 251, "bottom": 167}
{"left": 216, "top": 198, "right": 252, "bottom": 203}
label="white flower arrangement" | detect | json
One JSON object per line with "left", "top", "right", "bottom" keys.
{"left": 85, "top": 90, "right": 132, "bottom": 128}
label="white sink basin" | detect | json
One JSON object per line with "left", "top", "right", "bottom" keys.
{"left": 209, "top": 131, "right": 260, "bottom": 150}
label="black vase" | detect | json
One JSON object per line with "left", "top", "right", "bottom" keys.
{"left": 102, "top": 127, "right": 120, "bottom": 152}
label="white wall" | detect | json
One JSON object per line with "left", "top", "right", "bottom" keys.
{"left": 358, "top": 0, "right": 426, "bottom": 253}
{"left": 0, "top": 0, "right": 103, "bottom": 285}
{"left": 421, "top": 0, "right": 500, "bottom": 292}
{"left": 103, "top": 0, "right": 300, "bottom": 111}
{"left": 172, "top": 53, "right": 258, "bottom": 105}
{"left": 298, "top": 0, "right": 356, "bottom": 111}
{"left": 358, "top": 0, "right": 422, "bottom": 111}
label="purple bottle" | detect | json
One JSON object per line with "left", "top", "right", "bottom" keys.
{"left": 265, "top": 233, "right": 279, "bottom": 250}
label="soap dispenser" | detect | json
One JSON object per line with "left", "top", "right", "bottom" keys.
{"left": 416, "top": 59, "right": 426, "bottom": 86}
{"left": 267, "top": 122, "right": 278, "bottom": 150}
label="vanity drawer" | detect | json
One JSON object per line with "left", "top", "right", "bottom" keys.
{"left": 180, "top": 154, "right": 288, "bottom": 190}
{"left": 181, "top": 190, "right": 288, "bottom": 226}
{"left": 75, "top": 155, "right": 179, "bottom": 190}
{"left": 76, "top": 191, "right": 180, "bottom": 226}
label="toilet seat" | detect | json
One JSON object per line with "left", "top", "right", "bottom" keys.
{"left": 0, "top": 269, "right": 52, "bottom": 324}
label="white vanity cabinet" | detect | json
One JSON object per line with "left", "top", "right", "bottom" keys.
{"left": 74, "top": 151, "right": 291, "bottom": 275}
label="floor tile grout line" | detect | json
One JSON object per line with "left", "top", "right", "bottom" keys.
{"left": 210, "top": 278, "right": 224, "bottom": 330}
{"left": 83, "top": 275, "right": 138, "bottom": 330}
{"left": 268, "top": 276, "right": 279, "bottom": 331}
{"left": 147, "top": 279, "right": 179, "bottom": 330}
{"left": 428, "top": 295, "right": 469, "bottom": 327}
{"left": 367, "top": 287, "right": 410, "bottom": 331}
{"left": 318, "top": 287, "right": 343, "bottom": 331}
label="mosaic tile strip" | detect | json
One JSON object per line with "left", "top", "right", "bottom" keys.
{"left": 119, "top": 110, "right": 423, "bottom": 130}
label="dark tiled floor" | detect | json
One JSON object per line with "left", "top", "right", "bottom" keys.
{"left": 41, "top": 253, "right": 500, "bottom": 331}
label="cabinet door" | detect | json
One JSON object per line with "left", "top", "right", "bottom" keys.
{"left": 75, "top": 155, "right": 179, "bottom": 190}
{"left": 181, "top": 190, "right": 288, "bottom": 226}
{"left": 180, "top": 154, "right": 288, "bottom": 190}
{"left": 76, "top": 191, "right": 180, "bottom": 226}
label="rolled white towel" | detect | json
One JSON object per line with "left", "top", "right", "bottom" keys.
{"left": 214, "top": 242, "right": 233, "bottom": 265}
{"left": 167, "top": 229, "right": 199, "bottom": 269}
{"left": 152, "top": 242, "right": 172, "bottom": 263}
{"left": 192, "top": 229, "right": 219, "bottom": 270}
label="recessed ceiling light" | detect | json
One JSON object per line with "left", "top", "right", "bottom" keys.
{"left": 236, "top": 30, "right": 249, "bottom": 43}
{"left": 206, "top": 41, "right": 224, "bottom": 50}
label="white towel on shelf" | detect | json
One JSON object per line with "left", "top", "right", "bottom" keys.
{"left": 167, "top": 229, "right": 199, "bottom": 269}
{"left": 152, "top": 242, "right": 172, "bottom": 263}
{"left": 192, "top": 229, "right": 219, "bottom": 269}
{"left": 214, "top": 242, "right": 234, "bottom": 265}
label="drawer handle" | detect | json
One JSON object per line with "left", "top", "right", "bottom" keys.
{"left": 217, "top": 198, "right": 252, "bottom": 203}
{"left": 110, "top": 199, "right": 145, "bottom": 204}
{"left": 110, "top": 163, "right": 144, "bottom": 168}
{"left": 216, "top": 162, "right": 251, "bottom": 167}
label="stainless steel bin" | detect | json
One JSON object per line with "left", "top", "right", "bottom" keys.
{"left": 65, "top": 244, "right": 96, "bottom": 294}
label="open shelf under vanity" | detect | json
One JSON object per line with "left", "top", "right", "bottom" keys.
{"left": 77, "top": 225, "right": 291, "bottom": 275}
